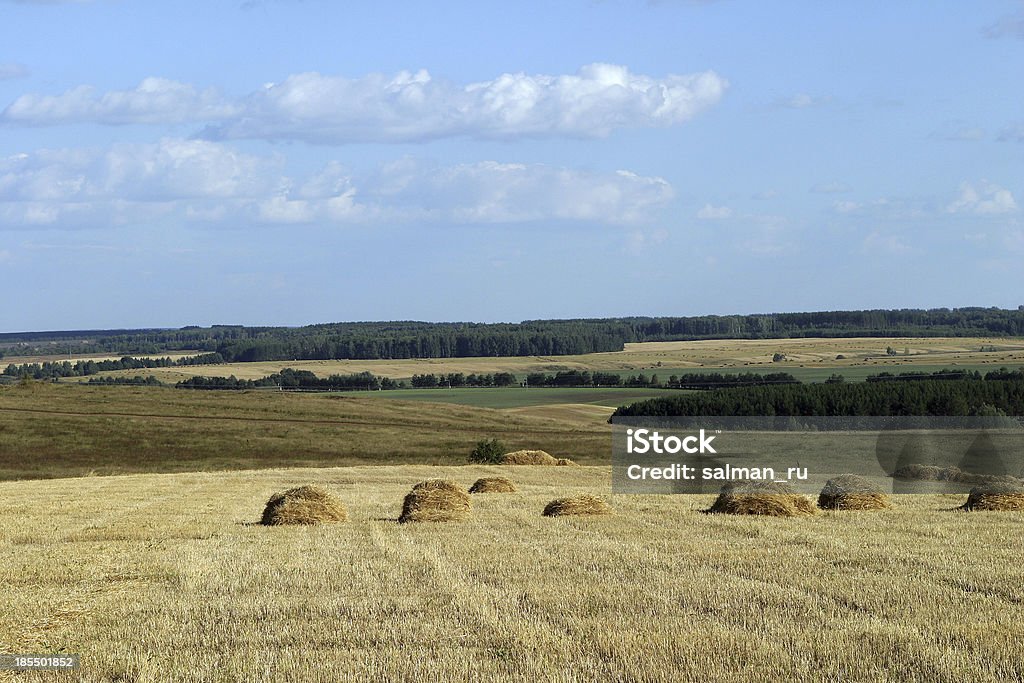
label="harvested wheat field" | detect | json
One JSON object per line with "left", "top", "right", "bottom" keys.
{"left": 817, "top": 474, "right": 892, "bottom": 511}
{"left": 960, "top": 482, "right": 1024, "bottom": 511}
{"left": 708, "top": 480, "right": 818, "bottom": 517}
{"left": 542, "top": 494, "right": 613, "bottom": 517}
{"left": 398, "top": 478, "right": 472, "bottom": 523}
{"left": 1, "top": 466, "right": 1023, "bottom": 682}
{"left": 469, "top": 477, "right": 518, "bottom": 493}
{"left": 260, "top": 484, "right": 348, "bottom": 525}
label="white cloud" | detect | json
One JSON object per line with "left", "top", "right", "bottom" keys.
{"left": 777, "top": 93, "right": 831, "bottom": 109}
{"left": 696, "top": 203, "right": 732, "bottom": 219}
{"left": 0, "top": 141, "right": 674, "bottom": 229}
{"left": 946, "top": 181, "right": 1018, "bottom": 215}
{"left": 3, "top": 64, "right": 727, "bottom": 142}
{"left": 0, "top": 139, "right": 279, "bottom": 203}
{"left": 810, "top": 181, "right": 850, "bottom": 194}
{"left": 348, "top": 160, "right": 674, "bottom": 225}
{"left": 863, "top": 231, "right": 911, "bottom": 253}
{"left": 0, "top": 63, "right": 29, "bottom": 81}
{"left": 2, "top": 78, "right": 240, "bottom": 125}
{"left": 835, "top": 198, "right": 892, "bottom": 215}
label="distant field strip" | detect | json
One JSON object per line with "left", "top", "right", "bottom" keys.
{"left": 0, "top": 466, "right": 1021, "bottom": 682}
{"left": 80, "top": 336, "right": 1024, "bottom": 385}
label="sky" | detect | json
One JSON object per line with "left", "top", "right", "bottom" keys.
{"left": 0, "top": 0, "right": 1021, "bottom": 332}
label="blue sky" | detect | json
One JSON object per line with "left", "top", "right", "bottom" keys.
{"left": 0, "top": 0, "right": 1021, "bottom": 332}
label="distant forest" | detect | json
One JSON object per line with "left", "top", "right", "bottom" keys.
{"left": 2, "top": 307, "right": 1024, "bottom": 362}
{"left": 611, "top": 370, "right": 1024, "bottom": 418}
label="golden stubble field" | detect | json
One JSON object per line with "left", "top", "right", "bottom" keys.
{"left": 1, "top": 465, "right": 1022, "bottom": 682}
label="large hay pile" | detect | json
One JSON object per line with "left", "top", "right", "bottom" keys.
{"left": 260, "top": 485, "right": 348, "bottom": 525}
{"left": 817, "top": 474, "right": 891, "bottom": 510}
{"left": 960, "top": 482, "right": 1024, "bottom": 511}
{"left": 501, "top": 450, "right": 577, "bottom": 466}
{"left": 893, "top": 464, "right": 1019, "bottom": 486}
{"left": 542, "top": 494, "right": 613, "bottom": 517}
{"left": 399, "top": 479, "right": 472, "bottom": 523}
{"left": 469, "top": 477, "right": 517, "bottom": 493}
{"left": 501, "top": 450, "right": 558, "bottom": 465}
{"left": 708, "top": 481, "right": 816, "bottom": 517}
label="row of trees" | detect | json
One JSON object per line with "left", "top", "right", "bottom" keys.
{"left": 410, "top": 373, "right": 518, "bottom": 388}
{"left": 172, "top": 369, "right": 804, "bottom": 392}
{"left": 4, "top": 307, "right": 1023, "bottom": 361}
{"left": 612, "top": 376, "right": 1024, "bottom": 418}
{"left": 176, "top": 369, "right": 401, "bottom": 391}
{"left": 2, "top": 353, "right": 225, "bottom": 381}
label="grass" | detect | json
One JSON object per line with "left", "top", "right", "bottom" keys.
{"left": 0, "top": 384, "right": 610, "bottom": 481}
{"left": 359, "top": 386, "right": 683, "bottom": 409}
{"left": 0, "top": 465, "right": 1021, "bottom": 681}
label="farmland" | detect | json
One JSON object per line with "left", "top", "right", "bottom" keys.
{"left": 3, "top": 338, "right": 1023, "bottom": 681}
{"left": 53, "top": 336, "right": 1024, "bottom": 388}
{"left": 1, "top": 465, "right": 1021, "bottom": 682}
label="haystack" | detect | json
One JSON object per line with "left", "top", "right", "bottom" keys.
{"left": 500, "top": 450, "right": 578, "bottom": 466}
{"left": 260, "top": 485, "right": 348, "bottom": 525}
{"left": 707, "top": 481, "right": 816, "bottom": 517}
{"left": 501, "top": 450, "right": 558, "bottom": 465}
{"left": 893, "top": 464, "right": 1018, "bottom": 486}
{"left": 817, "top": 474, "right": 891, "bottom": 510}
{"left": 960, "top": 482, "right": 1024, "bottom": 511}
{"left": 542, "top": 494, "right": 612, "bottom": 517}
{"left": 399, "top": 479, "right": 472, "bottom": 523}
{"left": 469, "top": 477, "right": 517, "bottom": 494}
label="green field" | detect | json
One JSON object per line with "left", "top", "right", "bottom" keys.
{"left": 0, "top": 384, "right": 610, "bottom": 481}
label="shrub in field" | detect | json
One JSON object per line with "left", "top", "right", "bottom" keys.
{"left": 469, "top": 438, "right": 507, "bottom": 464}
{"left": 260, "top": 485, "right": 347, "bottom": 525}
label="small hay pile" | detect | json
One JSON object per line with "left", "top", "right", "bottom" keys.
{"left": 542, "top": 494, "right": 613, "bottom": 517}
{"left": 708, "top": 481, "right": 816, "bottom": 517}
{"left": 817, "top": 474, "right": 891, "bottom": 511}
{"left": 469, "top": 477, "right": 518, "bottom": 493}
{"left": 500, "top": 450, "right": 577, "bottom": 465}
{"left": 260, "top": 485, "right": 348, "bottom": 526}
{"left": 960, "top": 482, "right": 1024, "bottom": 511}
{"left": 399, "top": 479, "right": 472, "bottom": 523}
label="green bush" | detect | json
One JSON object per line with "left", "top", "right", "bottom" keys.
{"left": 469, "top": 438, "right": 506, "bottom": 464}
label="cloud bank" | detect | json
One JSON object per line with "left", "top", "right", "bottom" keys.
{"left": 0, "top": 140, "right": 674, "bottom": 228}
{"left": 2, "top": 64, "right": 727, "bottom": 142}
